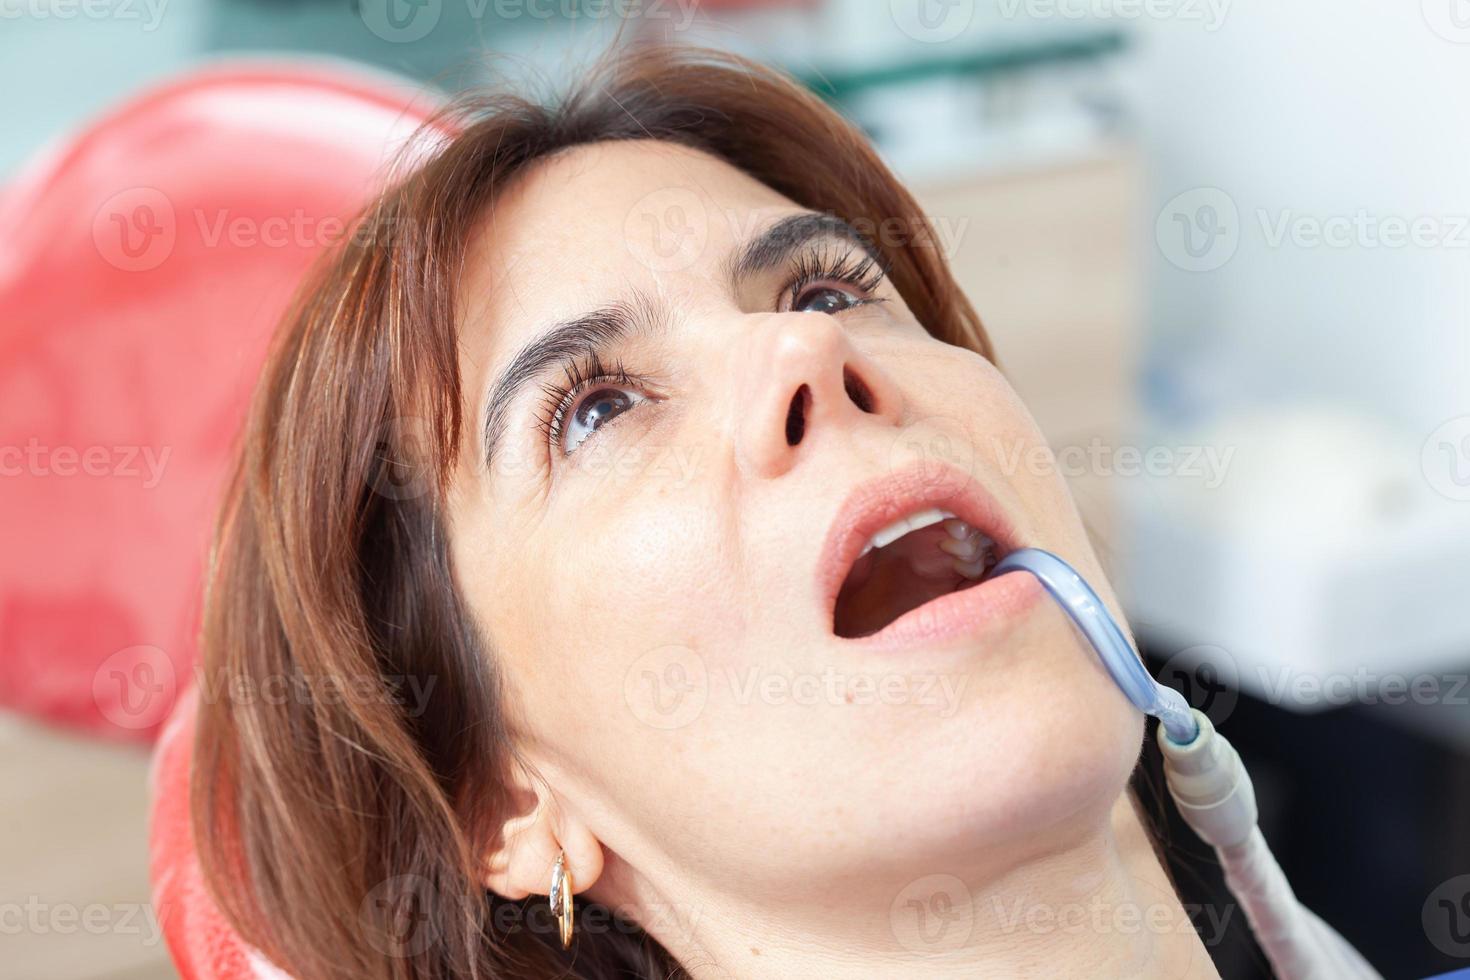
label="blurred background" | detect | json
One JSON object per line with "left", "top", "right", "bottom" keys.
{"left": 1, "top": 1, "right": 1467, "bottom": 978}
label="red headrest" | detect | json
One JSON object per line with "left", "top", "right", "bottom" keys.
{"left": 87, "top": 64, "right": 449, "bottom": 979}
{"left": 0, "top": 63, "right": 440, "bottom": 743}
{"left": 151, "top": 688, "right": 275, "bottom": 978}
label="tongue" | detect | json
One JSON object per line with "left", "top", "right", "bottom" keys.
{"left": 833, "top": 525, "right": 965, "bottom": 638}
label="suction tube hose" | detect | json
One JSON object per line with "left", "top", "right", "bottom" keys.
{"left": 990, "top": 548, "right": 1381, "bottom": 980}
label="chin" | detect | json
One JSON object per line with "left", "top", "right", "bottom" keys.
{"left": 856, "top": 615, "right": 1147, "bottom": 877}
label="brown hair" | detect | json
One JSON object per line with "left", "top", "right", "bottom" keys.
{"left": 192, "top": 44, "right": 993, "bottom": 980}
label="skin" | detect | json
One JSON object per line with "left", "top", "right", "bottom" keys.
{"left": 447, "top": 140, "right": 1220, "bottom": 979}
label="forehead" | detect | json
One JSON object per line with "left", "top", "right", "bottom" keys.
{"left": 457, "top": 140, "right": 797, "bottom": 370}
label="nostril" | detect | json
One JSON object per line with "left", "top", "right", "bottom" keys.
{"left": 843, "top": 366, "right": 876, "bottom": 414}
{"left": 785, "top": 385, "right": 810, "bottom": 446}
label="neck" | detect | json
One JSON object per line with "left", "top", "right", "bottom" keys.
{"left": 618, "top": 792, "right": 1222, "bottom": 980}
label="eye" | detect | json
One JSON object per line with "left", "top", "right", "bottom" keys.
{"left": 792, "top": 284, "right": 863, "bottom": 315}
{"left": 781, "top": 243, "right": 888, "bottom": 316}
{"left": 560, "top": 385, "right": 647, "bottom": 455}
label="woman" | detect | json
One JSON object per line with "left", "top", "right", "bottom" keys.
{"left": 193, "top": 45, "right": 1220, "bottom": 980}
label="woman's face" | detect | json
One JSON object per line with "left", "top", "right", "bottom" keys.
{"left": 447, "top": 140, "right": 1143, "bottom": 929}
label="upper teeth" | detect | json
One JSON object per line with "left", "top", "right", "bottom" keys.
{"left": 859, "top": 508, "right": 954, "bottom": 557}
{"left": 852, "top": 508, "right": 1000, "bottom": 583}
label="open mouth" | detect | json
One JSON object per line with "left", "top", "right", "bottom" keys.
{"left": 832, "top": 507, "right": 1004, "bottom": 639}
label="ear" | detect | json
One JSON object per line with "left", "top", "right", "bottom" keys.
{"left": 481, "top": 760, "right": 604, "bottom": 902}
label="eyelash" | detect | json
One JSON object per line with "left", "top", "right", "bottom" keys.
{"left": 534, "top": 351, "right": 650, "bottom": 452}
{"left": 782, "top": 244, "right": 890, "bottom": 311}
{"left": 535, "top": 244, "right": 890, "bottom": 457}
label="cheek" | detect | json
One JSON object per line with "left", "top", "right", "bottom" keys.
{"left": 554, "top": 490, "right": 731, "bottom": 641}
{"left": 952, "top": 358, "right": 1092, "bottom": 549}
{"left": 498, "top": 481, "right": 739, "bottom": 745}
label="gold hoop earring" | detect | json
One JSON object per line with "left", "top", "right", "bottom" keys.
{"left": 550, "top": 850, "right": 574, "bottom": 949}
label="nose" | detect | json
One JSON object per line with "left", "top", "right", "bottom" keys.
{"left": 733, "top": 313, "right": 904, "bottom": 479}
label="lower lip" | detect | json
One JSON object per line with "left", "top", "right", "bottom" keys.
{"left": 841, "top": 567, "right": 1044, "bottom": 651}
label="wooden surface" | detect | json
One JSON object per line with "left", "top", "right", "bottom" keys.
{"left": 0, "top": 711, "right": 177, "bottom": 980}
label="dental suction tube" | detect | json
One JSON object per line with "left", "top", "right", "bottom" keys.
{"left": 990, "top": 547, "right": 1382, "bottom": 980}
{"left": 990, "top": 548, "right": 1198, "bottom": 743}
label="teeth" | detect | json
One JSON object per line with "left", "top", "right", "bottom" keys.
{"left": 954, "top": 557, "right": 988, "bottom": 579}
{"left": 858, "top": 507, "right": 954, "bottom": 557}
{"left": 939, "top": 517, "right": 997, "bottom": 579}
{"left": 939, "top": 535, "right": 984, "bottom": 560}
{"left": 850, "top": 507, "right": 1000, "bottom": 584}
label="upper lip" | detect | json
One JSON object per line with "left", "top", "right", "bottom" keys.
{"left": 817, "top": 462, "right": 1026, "bottom": 630}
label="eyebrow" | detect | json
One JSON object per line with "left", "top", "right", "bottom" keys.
{"left": 480, "top": 211, "right": 880, "bottom": 468}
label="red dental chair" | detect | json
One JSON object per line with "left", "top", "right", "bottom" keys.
{"left": 0, "top": 62, "right": 443, "bottom": 978}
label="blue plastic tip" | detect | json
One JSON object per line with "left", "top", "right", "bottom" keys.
{"left": 990, "top": 548, "right": 1199, "bottom": 745}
